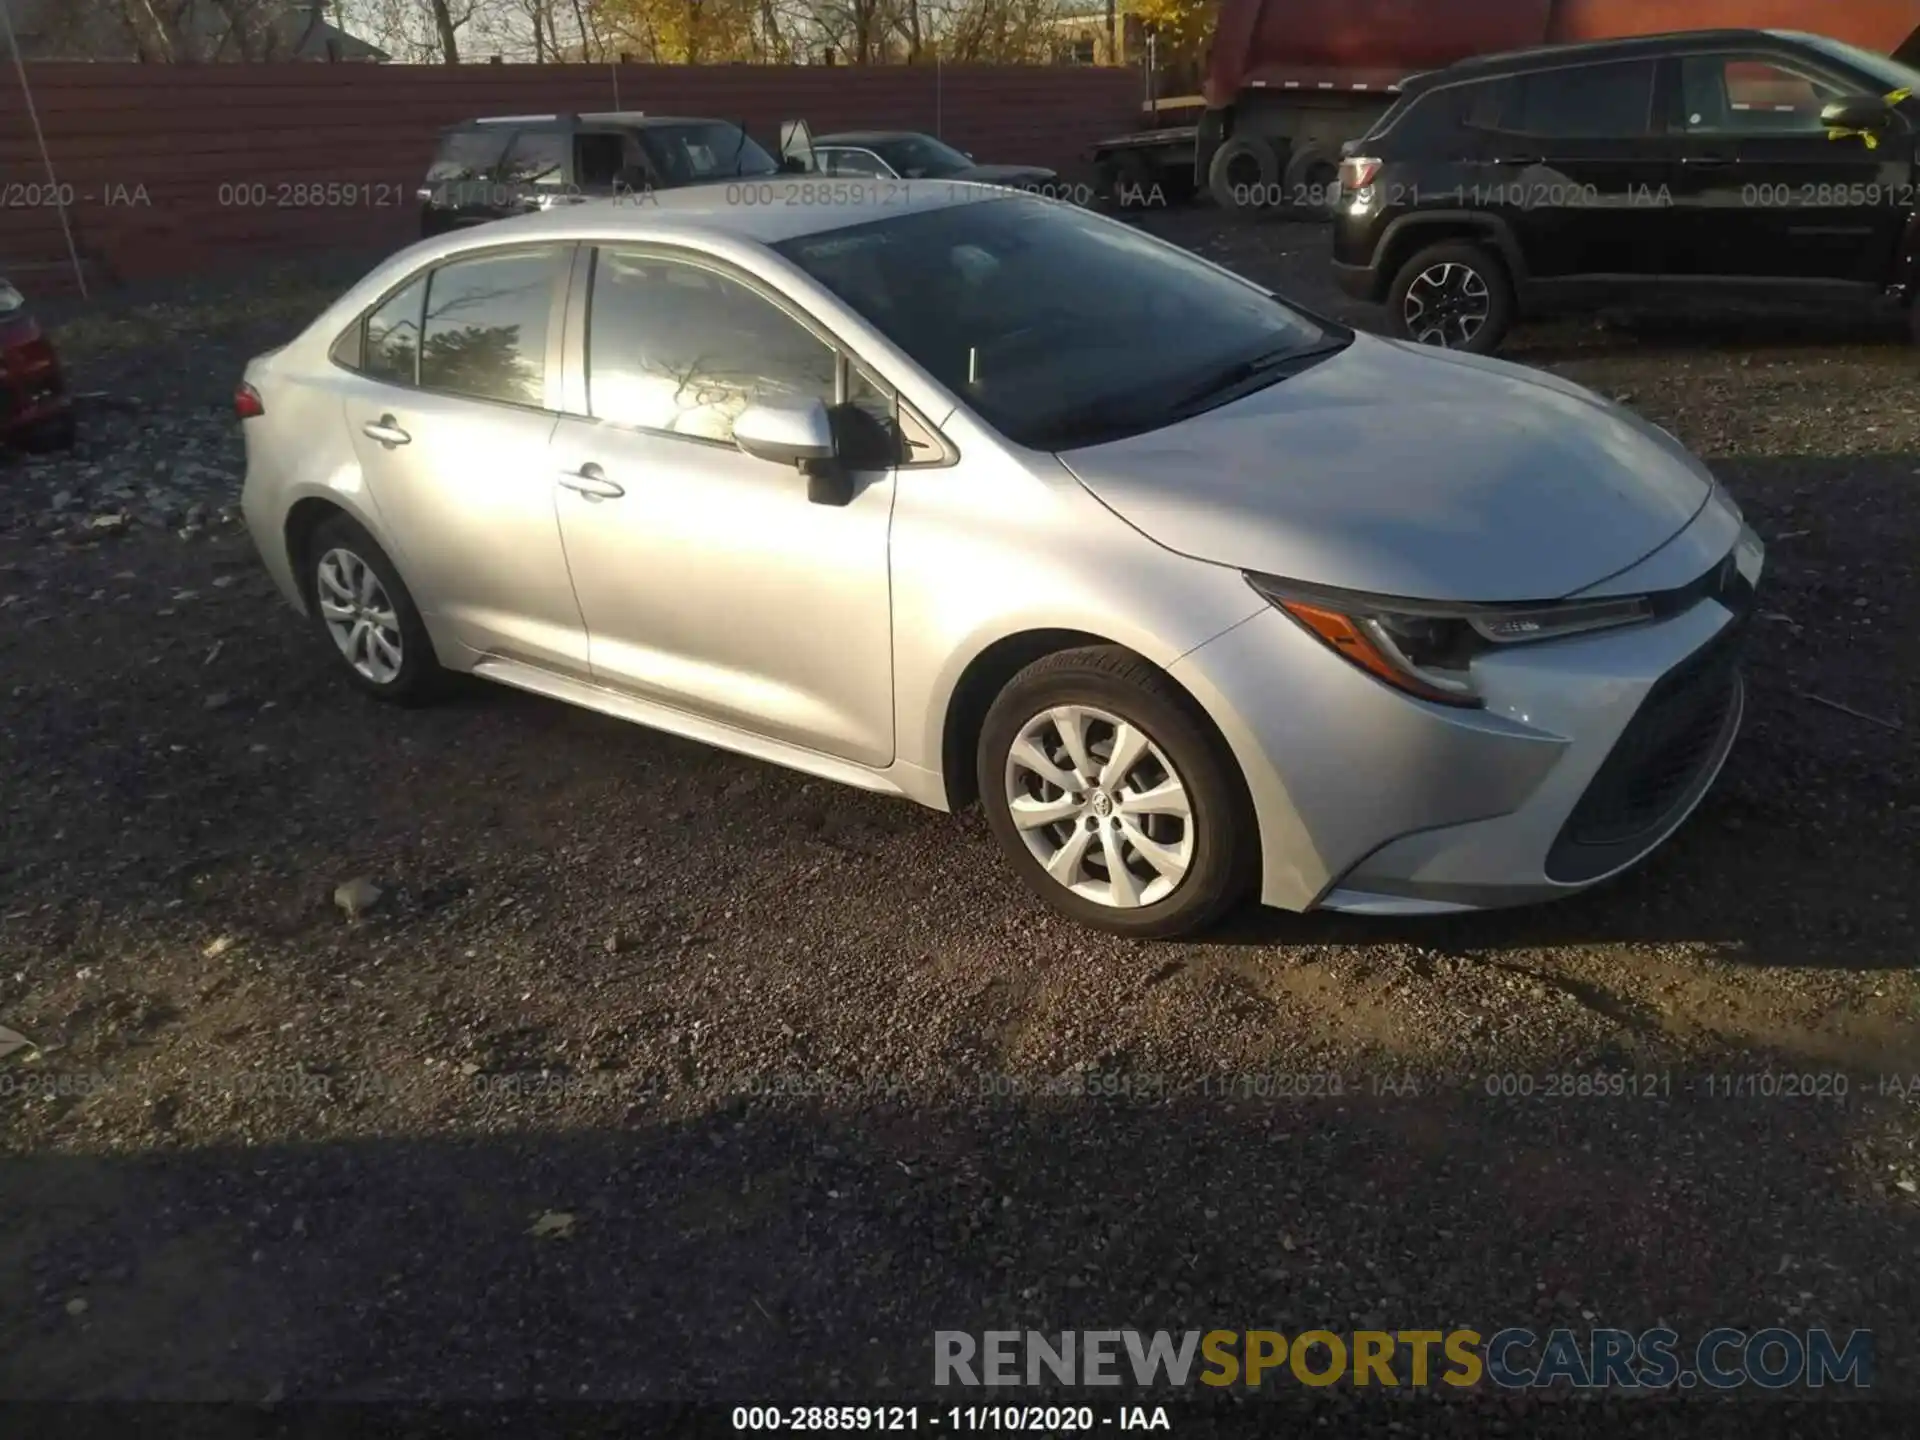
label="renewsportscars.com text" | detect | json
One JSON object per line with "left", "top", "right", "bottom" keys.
{"left": 933, "top": 1328, "right": 1873, "bottom": 1391}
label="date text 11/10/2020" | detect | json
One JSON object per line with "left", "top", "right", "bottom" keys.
{"left": 731, "top": 1406, "right": 1173, "bottom": 1431}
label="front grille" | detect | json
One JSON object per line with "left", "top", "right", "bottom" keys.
{"left": 1545, "top": 612, "right": 1746, "bottom": 884}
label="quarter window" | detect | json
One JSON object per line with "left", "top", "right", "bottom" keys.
{"left": 1680, "top": 57, "right": 1842, "bottom": 134}
{"left": 417, "top": 248, "right": 561, "bottom": 407}
{"left": 1504, "top": 60, "right": 1658, "bottom": 138}
{"left": 360, "top": 276, "right": 426, "bottom": 386}
{"left": 585, "top": 249, "right": 837, "bottom": 443}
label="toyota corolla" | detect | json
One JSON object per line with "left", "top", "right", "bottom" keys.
{"left": 237, "top": 181, "right": 1763, "bottom": 938}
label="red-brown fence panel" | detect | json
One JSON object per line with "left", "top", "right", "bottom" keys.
{"left": 0, "top": 63, "right": 1141, "bottom": 296}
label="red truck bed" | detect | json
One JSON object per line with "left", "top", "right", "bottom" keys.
{"left": 1206, "top": 0, "right": 1920, "bottom": 107}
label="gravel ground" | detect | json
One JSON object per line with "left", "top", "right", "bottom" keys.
{"left": 1, "top": 220, "right": 1917, "bottom": 1429}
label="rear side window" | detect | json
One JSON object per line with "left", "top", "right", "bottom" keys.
{"left": 426, "top": 128, "right": 509, "bottom": 183}
{"left": 419, "top": 248, "right": 564, "bottom": 407}
{"left": 1504, "top": 60, "right": 1658, "bottom": 138}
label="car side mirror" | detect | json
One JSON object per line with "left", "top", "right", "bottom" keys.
{"left": 733, "top": 398, "right": 853, "bottom": 505}
{"left": 780, "top": 155, "right": 809, "bottom": 173}
{"left": 1820, "top": 95, "right": 1893, "bottom": 132}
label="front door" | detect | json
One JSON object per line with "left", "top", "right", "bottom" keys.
{"left": 1669, "top": 53, "right": 1909, "bottom": 282}
{"left": 1475, "top": 57, "right": 1675, "bottom": 278}
{"left": 340, "top": 244, "right": 589, "bottom": 676}
{"left": 548, "top": 246, "right": 897, "bottom": 767}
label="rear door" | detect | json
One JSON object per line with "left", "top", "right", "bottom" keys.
{"left": 1668, "top": 51, "right": 1908, "bottom": 281}
{"left": 337, "top": 244, "right": 588, "bottom": 676}
{"left": 1476, "top": 58, "right": 1675, "bottom": 278}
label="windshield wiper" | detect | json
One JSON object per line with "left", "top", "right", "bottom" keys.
{"left": 1162, "top": 339, "right": 1348, "bottom": 420}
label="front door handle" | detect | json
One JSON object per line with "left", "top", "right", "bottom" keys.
{"left": 362, "top": 415, "right": 410, "bottom": 447}
{"left": 1497, "top": 154, "right": 1544, "bottom": 165}
{"left": 1685, "top": 154, "right": 1732, "bottom": 167}
{"left": 558, "top": 463, "right": 624, "bottom": 500}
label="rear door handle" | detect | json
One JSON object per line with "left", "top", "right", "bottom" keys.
{"left": 362, "top": 416, "right": 410, "bottom": 447}
{"left": 1685, "top": 154, "right": 1732, "bottom": 167}
{"left": 1497, "top": 154, "right": 1544, "bottom": 165}
{"left": 557, "top": 463, "right": 624, "bottom": 500}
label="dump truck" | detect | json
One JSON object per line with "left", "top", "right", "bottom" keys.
{"left": 1090, "top": 0, "right": 1920, "bottom": 215}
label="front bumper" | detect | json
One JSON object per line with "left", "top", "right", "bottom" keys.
{"left": 1170, "top": 525, "right": 1764, "bottom": 915}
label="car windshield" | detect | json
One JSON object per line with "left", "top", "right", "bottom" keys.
{"left": 640, "top": 123, "right": 780, "bottom": 184}
{"left": 774, "top": 196, "right": 1341, "bottom": 451}
{"left": 1773, "top": 31, "right": 1920, "bottom": 96}
{"left": 867, "top": 135, "right": 975, "bottom": 178}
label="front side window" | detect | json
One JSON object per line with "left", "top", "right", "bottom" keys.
{"left": 869, "top": 135, "right": 973, "bottom": 179}
{"left": 774, "top": 195, "right": 1336, "bottom": 450}
{"left": 1776, "top": 31, "right": 1920, "bottom": 98}
{"left": 821, "top": 148, "right": 888, "bottom": 177}
{"left": 637, "top": 123, "right": 780, "bottom": 185}
{"left": 501, "top": 130, "right": 567, "bottom": 188}
{"left": 586, "top": 249, "right": 836, "bottom": 443}
{"left": 416, "top": 248, "right": 562, "bottom": 406}
{"left": 1681, "top": 56, "right": 1843, "bottom": 134}
{"left": 1506, "top": 59, "right": 1658, "bottom": 138}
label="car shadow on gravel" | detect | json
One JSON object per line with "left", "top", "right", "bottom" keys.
{"left": 2, "top": 1088, "right": 1916, "bottom": 1414}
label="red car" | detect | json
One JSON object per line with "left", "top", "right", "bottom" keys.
{"left": 0, "top": 277, "right": 73, "bottom": 452}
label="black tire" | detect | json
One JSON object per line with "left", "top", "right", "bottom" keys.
{"left": 1206, "top": 136, "right": 1282, "bottom": 215}
{"left": 1281, "top": 143, "right": 1340, "bottom": 212}
{"left": 303, "top": 513, "right": 447, "bottom": 707}
{"left": 1385, "top": 239, "right": 1515, "bottom": 355}
{"left": 17, "top": 410, "right": 76, "bottom": 453}
{"left": 978, "top": 645, "right": 1256, "bottom": 940}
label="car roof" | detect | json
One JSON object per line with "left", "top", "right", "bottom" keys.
{"left": 444, "top": 113, "right": 749, "bottom": 132}
{"left": 445, "top": 174, "right": 1020, "bottom": 246}
{"left": 814, "top": 131, "right": 930, "bottom": 145}
{"left": 1413, "top": 27, "right": 1808, "bottom": 85}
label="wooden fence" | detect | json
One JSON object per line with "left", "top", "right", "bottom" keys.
{"left": 0, "top": 63, "right": 1141, "bottom": 296}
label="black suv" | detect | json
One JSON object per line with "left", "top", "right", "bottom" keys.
{"left": 1331, "top": 29, "right": 1920, "bottom": 353}
{"left": 418, "top": 112, "right": 789, "bottom": 237}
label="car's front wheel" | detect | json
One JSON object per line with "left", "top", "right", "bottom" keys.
{"left": 1386, "top": 240, "right": 1515, "bottom": 354}
{"left": 305, "top": 514, "right": 446, "bottom": 706}
{"left": 978, "top": 646, "right": 1254, "bottom": 939}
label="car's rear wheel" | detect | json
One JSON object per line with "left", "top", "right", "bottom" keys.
{"left": 1207, "top": 137, "right": 1281, "bottom": 215}
{"left": 978, "top": 646, "right": 1254, "bottom": 939}
{"left": 305, "top": 514, "right": 446, "bottom": 706}
{"left": 1387, "top": 240, "right": 1514, "bottom": 354}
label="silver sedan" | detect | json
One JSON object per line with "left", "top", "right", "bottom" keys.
{"left": 237, "top": 179, "right": 1764, "bottom": 938}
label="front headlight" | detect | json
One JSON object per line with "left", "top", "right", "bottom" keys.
{"left": 0, "top": 282, "right": 23, "bottom": 315}
{"left": 1246, "top": 575, "right": 1655, "bottom": 708}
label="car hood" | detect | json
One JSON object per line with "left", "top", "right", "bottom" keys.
{"left": 949, "top": 163, "right": 1057, "bottom": 184}
{"left": 1055, "top": 334, "right": 1715, "bottom": 603}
